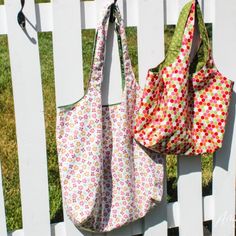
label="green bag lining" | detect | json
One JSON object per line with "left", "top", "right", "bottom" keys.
{"left": 150, "top": 0, "right": 210, "bottom": 74}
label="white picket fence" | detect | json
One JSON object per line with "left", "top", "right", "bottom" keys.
{"left": 0, "top": 0, "right": 235, "bottom": 235}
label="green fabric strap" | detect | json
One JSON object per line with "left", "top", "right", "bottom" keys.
{"left": 150, "top": 0, "right": 210, "bottom": 74}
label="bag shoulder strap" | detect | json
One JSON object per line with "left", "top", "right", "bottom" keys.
{"left": 88, "top": 3, "right": 134, "bottom": 90}
{"left": 150, "top": 0, "right": 210, "bottom": 74}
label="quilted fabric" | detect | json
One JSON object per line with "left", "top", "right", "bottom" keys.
{"left": 56, "top": 1, "right": 164, "bottom": 233}
{"left": 134, "top": 0, "right": 234, "bottom": 155}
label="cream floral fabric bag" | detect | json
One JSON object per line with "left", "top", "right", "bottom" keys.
{"left": 56, "top": 1, "right": 164, "bottom": 233}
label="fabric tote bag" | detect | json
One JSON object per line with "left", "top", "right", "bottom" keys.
{"left": 56, "top": 2, "right": 164, "bottom": 233}
{"left": 134, "top": 0, "right": 234, "bottom": 156}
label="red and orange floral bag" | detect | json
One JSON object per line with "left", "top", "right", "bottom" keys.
{"left": 134, "top": 0, "right": 234, "bottom": 155}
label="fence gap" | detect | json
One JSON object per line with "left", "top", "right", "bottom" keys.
{"left": 38, "top": 31, "right": 64, "bottom": 225}
{"left": 0, "top": 34, "right": 22, "bottom": 233}
{"left": 202, "top": 155, "right": 213, "bottom": 197}
{"left": 82, "top": 29, "right": 95, "bottom": 91}
{"left": 167, "top": 155, "right": 178, "bottom": 203}
{"left": 203, "top": 220, "right": 212, "bottom": 236}
{"left": 125, "top": 27, "right": 138, "bottom": 81}
{"left": 168, "top": 227, "right": 179, "bottom": 236}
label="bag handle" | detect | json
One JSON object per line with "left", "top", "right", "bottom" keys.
{"left": 161, "top": 0, "right": 210, "bottom": 73}
{"left": 88, "top": 2, "right": 133, "bottom": 89}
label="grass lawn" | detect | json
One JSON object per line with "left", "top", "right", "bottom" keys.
{"left": 0, "top": 0, "right": 213, "bottom": 232}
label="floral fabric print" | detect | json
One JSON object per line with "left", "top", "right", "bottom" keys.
{"left": 134, "top": 0, "right": 234, "bottom": 155}
{"left": 56, "top": 1, "right": 164, "bottom": 233}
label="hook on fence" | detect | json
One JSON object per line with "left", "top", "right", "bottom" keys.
{"left": 109, "top": 0, "right": 118, "bottom": 23}
{"left": 17, "top": 0, "right": 26, "bottom": 29}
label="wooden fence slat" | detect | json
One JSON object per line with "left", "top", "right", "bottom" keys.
{"left": 136, "top": 0, "right": 166, "bottom": 234}
{"left": 0, "top": 1, "right": 216, "bottom": 36}
{"left": 35, "top": 3, "right": 53, "bottom": 33}
{"left": 51, "top": 222, "right": 66, "bottom": 236}
{"left": 0, "top": 161, "right": 7, "bottom": 236}
{"left": 52, "top": 0, "right": 84, "bottom": 108}
{"left": 137, "top": 0, "right": 165, "bottom": 89}
{"left": 52, "top": 0, "right": 86, "bottom": 235}
{"left": 203, "top": 196, "right": 214, "bottom": 222}
{"left": 177, "top": 156, "right": 203, "bottom": 236}
{"left": 177, "top": 1, "right": 204, "bottom": 235}
{"left": 167, "top": 201, "right": 179, "bottom": 229}
{"left": 212, "top": 0, "right": 236, "bottom": 235}
{"left": 144, "top": 176, "right": 168, "bottom": 236}
{"left": 8, "top": 230, "right": 24, "bottom": 236}
{"left": 4, "top": 1, "right": 51, "bottom": 236}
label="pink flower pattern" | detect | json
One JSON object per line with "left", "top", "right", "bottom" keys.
{"left": 56, "top": 2, "right": 164, "bottom": 233}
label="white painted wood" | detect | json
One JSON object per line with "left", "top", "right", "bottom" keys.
{"left": 81, "top": 1, "right": 96, "bottom": 29}
{"left": 203, "top": 196, "right": 214, "bottom": 222}
{"left": 137, "top": 0, "right": 165, "bottom": 88}
{"left": 137, "top": 1, "right": 166, "bottom": 233}
{"left": 167, "top": 201, "right": 179, "bottom": 228}
{"left": 51, "top": 222, "right": 66, "bottom": 236}
{"left": 52, "top": 1, "right": 86, "bottom": 232}
{"left": 212, "top": 0, "right": 236, "bottom": 235}
{"left": 0, "top": 5, "right": 7, "bottom": 35}
{"left": 144, "top": 162, "right": 168, "bottom": 236}
{"left": 178, "top": 0, "right": 189, "bottom": 12}
{"left": 35, "top": 3, "right": 53, "bottom": 33}
{"left": 0, "top": 162, "right": 7, "bottom": 236}
{"left": 8, "top": 230, "right": 24, "bottom": 236}
{"left": 177, "top": 156, "right": 204, "bottom": 236}
{"left": 0, "top": 1, "right": 215, "bottom": 35}
{"left": 52, "top": 0, "right": 84, "bottom": 107}
{"left": 6, "top": 195, "right": 216, "bottom": 235}
{"left": 4, "top": 0, "right": 51, "bottom": 236}
{"left": 165, "top": 0, "right": 179, "bottom": 25}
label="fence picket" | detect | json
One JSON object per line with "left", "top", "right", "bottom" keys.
{"left": 136, "top": 1, "right": 167, "bottom": 235}
{"left": 0, "top": 0, "right": 236, "bottom": 236}
{"left": 137, "top": 0, "right": 165, "bottom": 89}
{"left": 4, "top": 1, "right": 51, "bottom": 236}
{"left": 52, "top": 0, "right": 84, "bottom": 108}
{"left": 212, "top": 0, "right": 236, "bottom": 235}
{"left": 144, "top": 177, "right": 168, "bottom": 236}
{"left": 52, "top": 0, "right": 86, "bottom": 234}
{"left": 0, "top": 162, "right": 7, "bottom": 236}
{"left": 176, "top": 1, "right": 204, "bottom": 235}
{"left": 177, "top": 156, "right": 203, "bottom": 236}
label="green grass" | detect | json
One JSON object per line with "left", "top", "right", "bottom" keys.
{"left": 0, "top": 0, "right": 213, "bottom": 232}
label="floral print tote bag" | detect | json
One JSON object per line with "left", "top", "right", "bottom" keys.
{"left": 134, "top": 0, "right": 234, "bottom": 156}
{"left": 56, "top": 1, "right": 164, "bottom": 233}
